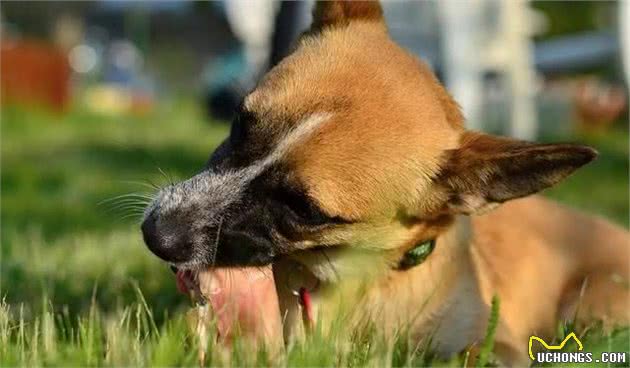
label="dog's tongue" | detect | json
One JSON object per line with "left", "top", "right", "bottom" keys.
{"left": 185, "top": 266, "right": 282, "bottom": 344}
{"left": 176, "top": 270, "right": 193, "bottom": 294}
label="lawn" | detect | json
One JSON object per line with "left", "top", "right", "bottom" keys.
{"left": 1, "top": 101, "right": 628, "bottom": 366}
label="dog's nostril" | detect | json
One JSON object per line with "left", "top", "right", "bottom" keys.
{"left": 141, "top": 214, "right": 159, "bottom": 251}
{"left": 141, "top": 213, "right": 192, "bottom": 263}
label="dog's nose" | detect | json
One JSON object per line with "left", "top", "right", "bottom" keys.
{"left": 141, "top": 211, "right": 161, "bottom": 254}
{"left": 141, "top": 212, "right": 191, "bottom": 263}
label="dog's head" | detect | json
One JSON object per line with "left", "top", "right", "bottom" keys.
{"left": 142, "top": 0, "right": 596, "bottom": 341}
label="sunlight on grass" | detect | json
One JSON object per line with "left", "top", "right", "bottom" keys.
{"left": 0, "top": 294, "right": 466, "bottom": 367}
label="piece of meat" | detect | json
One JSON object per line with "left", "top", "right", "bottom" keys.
{"left": 192, "top": 266, "right": 283, "bottom": 346}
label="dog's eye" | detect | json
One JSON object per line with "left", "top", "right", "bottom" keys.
{"left": 249, "top": 168, "right": 352, "bottom": 227}
{"left": 271, "top": 186, "right": 329, "bottom": 225}
{"left": 272, "top": 186, "right": 353, "bottom": 227}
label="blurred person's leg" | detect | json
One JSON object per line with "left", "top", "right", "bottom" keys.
{"left": 269, "top": 0, "right": 313, "bottom": 68}
{"left": 223, "top": 0, "right": 276, "bottom": 90}
{"left": 438, "top": 0, "right": 484, "bottom": 131}
{"left": 622, "top": 0, "right": 630, "bottom": 86}
{"left": 502, "top": 0, "right": 537, "bottom": 140}
{"left": 207, "top": 0, "right": 311, "bottom": 121}
{"left": 205, "top": 0, "right": 276, "bottom": 121}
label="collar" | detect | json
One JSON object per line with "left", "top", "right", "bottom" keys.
{"left": 397, "top": 238, "right": 436, "bottom": 270}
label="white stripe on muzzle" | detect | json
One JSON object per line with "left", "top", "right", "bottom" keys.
{"left": 145, "top": 112, "right": 332, "bottom": 219}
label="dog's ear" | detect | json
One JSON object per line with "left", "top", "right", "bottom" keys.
{"left": 436, "top": 131, "right": 597, "bottom": 215}
{"left": 310, "top": 0, "right": 385, "bottom": 33}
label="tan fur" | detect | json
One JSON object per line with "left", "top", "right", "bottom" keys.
{"left": 248, "top": 22, "right": 462, "bottom": 221}
{"left": 312, "top": 1, "right": 385, "bottom": 31}
{"left": 275, "top": 197, "right": 629, "bottom": 365}
{"left": 472, "top": 197, "right": 629, "bottom": 362}
{"left": 242, "top": 1, "right": 629, "bottom": 364}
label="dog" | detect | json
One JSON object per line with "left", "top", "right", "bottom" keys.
{"left": 142, "top": 1, "right": 629, "bottom": 364}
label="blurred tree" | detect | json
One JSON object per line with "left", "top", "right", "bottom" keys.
{"left": 532, "top": 1, "right": 617, "bottom": 40}
{"left": 1, "top": 1, "right": 95, "bottom": 40}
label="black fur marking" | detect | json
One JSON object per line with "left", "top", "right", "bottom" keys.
{"left": 191, "top": 108, "right": 355, "bottom": 267}
{"left": 225, "top": 105, "right": 293, "bottom": 168}
{"left": 247, "top": 164, "right": 352, "bottom": 227}
{"left": 206, "top": 164, "right": 350, "bottom": 267}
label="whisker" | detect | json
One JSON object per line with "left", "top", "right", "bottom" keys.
{"left": 114, "top": 204, "right": 148, "bottom": 212}
{"left": 104, "top": 197, "right": 152, "bottom": 205}
{"left": 116, "top": 180, "right": 161, "bottom": 191}
{"left": 103, "top": 192, "right": 155, "bottom": 200}
{"left": 209, "top": 216, "right": 224, "bottom": 269}
{"left": 105, "top": 198, "right": 152, "bottom": 207}
{"left": 110, "top": 202, "right": 149, "bottom": 211}
{"left": 146, "top": 178, "right": 163, "bottom": 192}
{"left": 157, "top": 167, "right": 175, "bottom": 187}
{"left": 319, "top": 247, "right": 339, "bottom": 281}
{"left": 108, "top": 205, "right": 149, "bottom": 215}
{"left": 119, "top": 212, "right": 145, "bottom": 222}
{"left": 98, "top": 193, "right": 155, "bottom": 205}
{"left": 103, "top": 201, "right": 151, "bottom": 213}
{"left": 116, "top": 213, "right": 145, "bottom": 222}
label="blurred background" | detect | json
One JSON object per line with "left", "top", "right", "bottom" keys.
{"left": 1, "top": 0, "right": 628, "bottom": 339}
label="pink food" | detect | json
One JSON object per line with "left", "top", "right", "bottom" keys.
{"left": 178, "top": 266, "right": 283, "bottom": 345}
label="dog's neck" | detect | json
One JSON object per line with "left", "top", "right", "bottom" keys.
{"left": 426, "top": 216, "right": 489, "bottom": 351}
{"left": 362, "top": 215, "right": 487, "bottom": 353}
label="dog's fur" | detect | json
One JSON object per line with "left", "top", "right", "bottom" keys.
{"left": 143, "top": 1, "right": 629, "bottom": 364}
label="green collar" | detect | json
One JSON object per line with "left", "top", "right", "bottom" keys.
{"left": 397, "top": 239, "right": 436, "bottom": 270}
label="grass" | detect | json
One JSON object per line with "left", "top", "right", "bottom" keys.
{"left": 1, "top": 101, "right": 628, "bottom": 366}
{"left": 475, "top": 296, "right": 500, "bottom": 368}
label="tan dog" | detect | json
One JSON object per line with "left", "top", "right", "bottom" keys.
{"left": 142, "top": 1, "right": 629, "bottom": 364}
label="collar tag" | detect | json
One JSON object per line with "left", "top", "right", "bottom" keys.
{"left": 397, "top": 239, "right": 436, "bottom": 270}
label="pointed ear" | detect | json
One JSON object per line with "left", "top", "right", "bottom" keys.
{"left": 310, "top": 1, "right": 385, "bottom": 33}
{"left": 436, "top": 132, "right": 598, "bottom": 214}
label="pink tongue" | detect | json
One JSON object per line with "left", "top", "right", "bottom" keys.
{"left": 176, "top": 270, "right": 192, "bottom": 294}
{"left": 195, "top": 266, "right": 282, "bottom": 344}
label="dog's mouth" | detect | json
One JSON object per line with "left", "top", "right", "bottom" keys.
{"left": 171, "top": 257, "right": 321, "bottom": 343}
{"left": 173, "top": 267, "right": 206, "bottom": 303}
